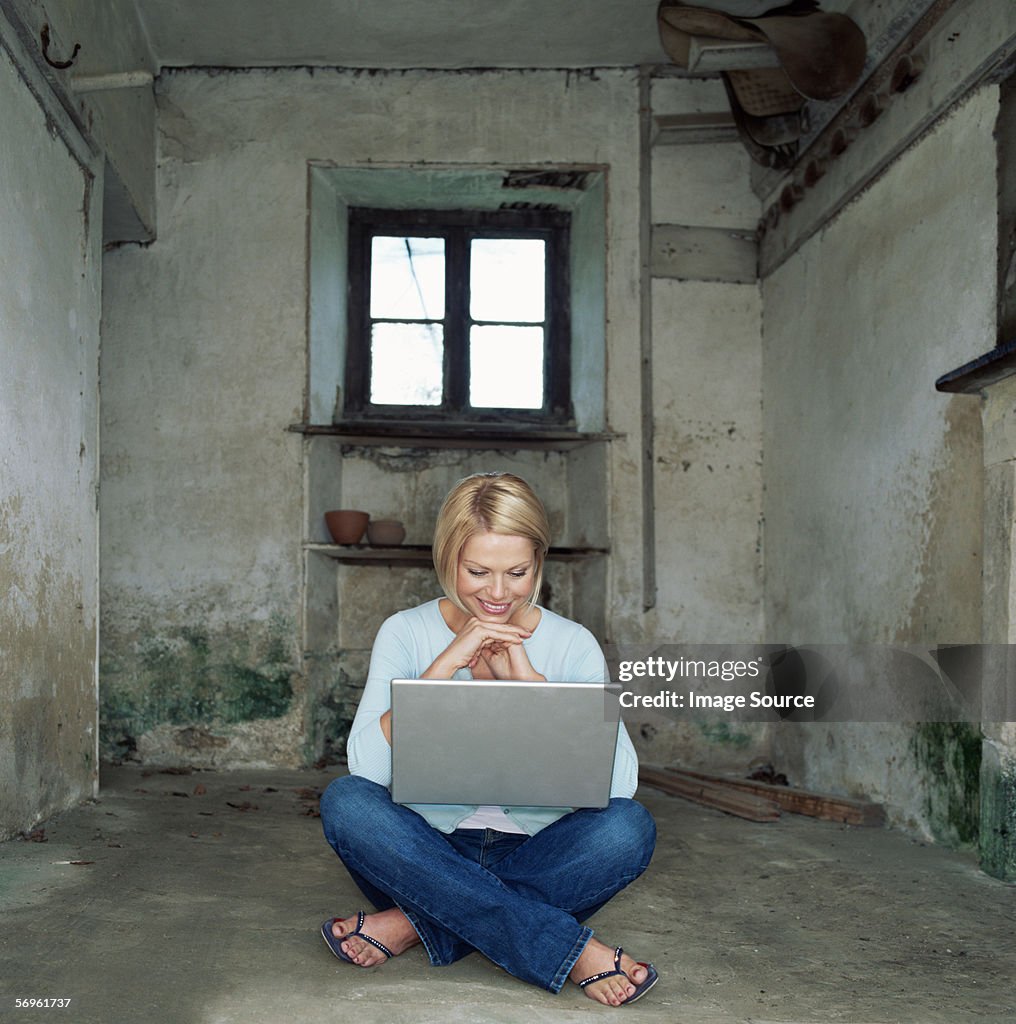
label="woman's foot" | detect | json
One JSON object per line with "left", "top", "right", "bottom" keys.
{"left": 329, "top": 908, "right": 421, "bottom": 966}
{"left": 570, "top": 938, "right": 652, "bottom": 1006}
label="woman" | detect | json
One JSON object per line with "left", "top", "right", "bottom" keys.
{"left": 319, "top": 472, "right": 658, "bottom": 1006}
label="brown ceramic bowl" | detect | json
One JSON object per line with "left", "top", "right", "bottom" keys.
{"left": 366, "top": 519, "right": 406, "bottom": 547}
{"left": 324, "top": 509, "right": 369, "bottom": 545}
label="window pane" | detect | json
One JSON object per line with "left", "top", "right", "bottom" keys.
{"left": 469, "top": 326, "right": 544, "bottom": 409}
{"left": 470, "top": 239, "right": 545, "bottom": 323}
{"left": 370, "top": 323, "right": 443, "bottom": 406}
{"left": 370, "top": 236, "right": 445, "bottom": 320}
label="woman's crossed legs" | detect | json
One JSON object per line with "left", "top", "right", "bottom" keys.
{"left": 319, "top": 774, "right": 656, "bottom": 1004}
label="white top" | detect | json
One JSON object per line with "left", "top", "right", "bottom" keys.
{"left": 346, "top": 598, "right": 639, "bottom": 834}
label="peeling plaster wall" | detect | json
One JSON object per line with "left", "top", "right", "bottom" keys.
{"left": 627, "top": 77, "right": 766, "bottom": 772}
{"left": 761, "top": 89, "right": 994, "bottom": 839}
{"left": 978, "top": 378, "right": 1016, "bottom": 877}
{"left": 99, "top": 70, "right": 309, "bottom": 765}
{"left": 639, "top": 281, "right": 766, "bottom": 771}
{"left": 649, "top": 82, "right": 763, "bottom": 654}
{"left": 100, "top": 67, "right": 651, "bottom": 766}
{"left": 650, "top": 280, "right": 762, "bottom": 640}
{"left": 0, "top": 36, "right": 102, "bottom": 837}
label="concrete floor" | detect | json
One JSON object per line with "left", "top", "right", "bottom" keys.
{"left": 1, "top": 764, "right": 1014, "bottom": 1024}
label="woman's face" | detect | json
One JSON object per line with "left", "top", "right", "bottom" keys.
{"left": 456, "top": 531, "right": 537, "bottom": 622}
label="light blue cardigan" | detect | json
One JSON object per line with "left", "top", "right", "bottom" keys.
{"left": 346, "top": 598, "right": 639, "bottom": 834}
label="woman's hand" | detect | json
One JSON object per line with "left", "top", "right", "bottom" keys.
{"left": 476, "top": 637, "right": 545, "bottom": 682}
{"left": 423, "top": 616, "right": 533, "bottom": 679}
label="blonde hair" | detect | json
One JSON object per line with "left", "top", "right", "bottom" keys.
{"left": 432, "top": 473, "right": 551, "bottom": 613}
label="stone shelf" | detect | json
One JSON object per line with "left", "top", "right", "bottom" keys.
{"left": 291, "top": 422, "right": 620, "bottom": 451}
{"left": 305, "top": 543, "right": 608, "bottom": 566}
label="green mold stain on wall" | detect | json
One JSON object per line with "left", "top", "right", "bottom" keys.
{"left": 697, "top": 721, "right": 752, "bottom": 748}
{"left": 99, "top": 615, "right": 296, "bottom": 759}
{"left": 312, "top": 672, "right": 357, "bottom": 762}
{"left": 306, "top": 651, "right": 370, "bottom": 764}
{"left": 979, "top": 757, "right": 1016, "bottom": 882}
{"left": 910, "top": 722, "right": 981, "bottom": 847}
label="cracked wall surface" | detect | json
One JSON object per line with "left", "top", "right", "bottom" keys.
{"left": 0, "top": 38, "right": 102, "bottom": 838}
{"left": 761, "top": 87, "right": 994, "bottom": 840}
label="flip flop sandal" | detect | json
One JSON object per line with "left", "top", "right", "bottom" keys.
{"left": 320, "top": 912, "right": 394, "bottom": 964}
{"left": 578, "top": 946, "right": 660, "bottom": 1005}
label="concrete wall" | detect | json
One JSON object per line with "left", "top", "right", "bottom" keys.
{"left": 649, "top": 78, "right": 763, "bottom": 648}
{"left": 99, "top": 71, "right": 309, "bottom": 766}
{"left": 624, "top": 76, "right": 767, "bottom": 771}
{"left": 0, "top": 25, "right": 103, "bottom": 838}
{"left": 99, "top": 68, "right": 643, "bottom": 766}
{"left": 979, "top": 77, "right": 1016, "bottom": 881}
{"left": 2, "top": 0, "right": 1011, "bottom": 858}
{"left": 99, "top": 66, "right": 768, "bottom": 770}
{"left": 979, "top": 377, "right": 1016, "bottom": 878}
{"left": 761, "top": 88, "right": 995, "bottom": 839}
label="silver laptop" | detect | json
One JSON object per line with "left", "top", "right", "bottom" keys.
{"left": 390, "top": 679, "right": 621, "bottom": 808}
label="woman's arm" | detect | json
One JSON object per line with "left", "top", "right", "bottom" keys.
{"left": 346, "top": 616, "right": 415, "bottom": 785}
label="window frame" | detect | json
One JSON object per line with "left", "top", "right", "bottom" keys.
{"left": 343, "top": 207, "right": 573, "bottom": 426}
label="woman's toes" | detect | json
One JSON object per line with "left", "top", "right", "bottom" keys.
{"left": 614, "top": 977, "right": 637, "bottom": 1003}
{"left": 604, "top": 977, "right": 635, "bottom": 1005}
{"left": 342, "top": 937, "right": 379, "bottom": 966}
{"left": 327, "top": 917, "right": 382, "bottom": 967}
{"left": 347, "top": 943, "right": 371, "bottom": 966}
{"left": 584, "top": 974, "right": 636, "bottom": 1006}
{"left": 627, "top": 960, "right": 647, "bottom": 985}
{"left": 584, "top": 981, "right": 612, "bottom": 1006}
{"left": 583, "top": 960, "right": 650, "bottom": 1004}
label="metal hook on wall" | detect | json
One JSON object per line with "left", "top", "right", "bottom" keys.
{"left": 41, "top": 23, "right": 81, "bottom": 70}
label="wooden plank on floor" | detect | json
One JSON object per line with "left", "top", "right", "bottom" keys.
{"left": 639, "top": 767, "right": 781, "bottom": 822}
{"left": 669, "top": 768, "right": 887, "bottom": 826}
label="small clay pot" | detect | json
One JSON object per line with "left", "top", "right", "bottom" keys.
{"left": 324, "top": 509, "right": 369, "bottom": 545}
{"left": 367, "top": 519, "right": 406, "bottom": 547}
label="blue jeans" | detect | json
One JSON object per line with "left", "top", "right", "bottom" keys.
{"left": 319, "top": 774, "right": 656, "bottom": 993}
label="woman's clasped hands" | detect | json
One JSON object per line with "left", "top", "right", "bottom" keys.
{"left": 429, "top": 617, "right": 544, "bottom": 682}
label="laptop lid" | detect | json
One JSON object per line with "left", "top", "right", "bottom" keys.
{"left": 390, "top": 679, "right": 621, "bottom": 808}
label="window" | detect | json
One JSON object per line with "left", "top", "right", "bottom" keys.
{"left": 344, "top": 208, "right": 572, "bottom": 424}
